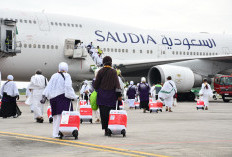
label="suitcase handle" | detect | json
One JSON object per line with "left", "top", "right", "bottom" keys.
{"left": 116, "top": 100, "right": 118, "bottom": 111}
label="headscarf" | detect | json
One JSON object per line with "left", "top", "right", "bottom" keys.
{"left": 141, "top": 77, "right": 146, "bottom": 83}
{"left": 59, "top": 62, "right": 68, "bottom": 72}
{"left": 7, "top": 75, "right": 14, "bottom": 81}
{"left": 130, "top": 81, "right": 134, "bottom": 85}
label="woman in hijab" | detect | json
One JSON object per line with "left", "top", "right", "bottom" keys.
{"left": 138, "top": 77, "right": 150, "bottom": 113}
{"left": 0, "top": 75, "right": 19, "bottom": 118}
{"left": 42, "top": 62, "right": 78, "bottom": 138}
{"left": 94, "top": 56, "right": 122, "bottom": 136}
{"left": 127, "top": 81, "right": 137, "bottom": 109}
{"left": 199, "top": 79, "right": 213, "bottom": 110}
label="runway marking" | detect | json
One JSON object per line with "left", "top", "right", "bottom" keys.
{"left": 0, "top": 131, "right": 169, "bottom": 157}
{"left": 107, "top": 139, "right": 232, "bottom": 146}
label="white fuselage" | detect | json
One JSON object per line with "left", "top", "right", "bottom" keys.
{"left": 0, "top": 9, "right": 232, "bottom": 85}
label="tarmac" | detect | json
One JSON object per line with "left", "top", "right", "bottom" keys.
{"left": 0, "top": 96, "right": 232, "bottom": 157}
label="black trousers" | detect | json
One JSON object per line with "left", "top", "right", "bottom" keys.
{"left": 99, "top": 105, "right": 116, "bottom": 130}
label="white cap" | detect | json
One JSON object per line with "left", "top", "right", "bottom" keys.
{"left": 59, "top": 62, "right": 68, "bottom": 72}
{"left": 141, "top": 77, "right": 146, "bottom": 83}
{"left": 130, "top": 81, "right": 134, "bottom": 85}
{"left": 7, "top": 75, "right": 14, "bottom": 81}
{"left": 84, "top": 80, "right": 88, "bottom": 84}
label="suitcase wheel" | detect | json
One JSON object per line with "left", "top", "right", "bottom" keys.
{"left": 156, "top": 110, "right": 158, "bottom": 113}
{"left": 150, "top": 110, "right": 152, "bottom": 113}
{"left": 160, "top": 109, "right": 162, "bottom": 112}
{"left": 80, "top": 119, "right": 83, "bottom": 124}
{"left": 49, "top": 117, "right": 53, "bottom": 123}
{"left": 72, "top": 130, "right": 78, "bottom": 140}
{"left": 58, "top": 131, "right": 63, "bottom": 139}
{"left": 196, "top": 107, "right": 198, "bottom": 110}
{"left": 202, "top": 108, "right": 204, "bottom": 110}
{"left": 121, "top": 129, "right": 126, "bottom": 137}
{"left": 90, "top": 119, "right": 92, "bottom": 123}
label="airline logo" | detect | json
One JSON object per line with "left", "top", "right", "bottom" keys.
{"left": 95, "top": 30, "right": 216, "bottom": 50}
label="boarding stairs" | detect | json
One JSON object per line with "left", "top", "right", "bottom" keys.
{"left": 63, "top": 39, "right": 103, "bottom": 73}
{"left": 0, "top": 19, "right": 21, "bottom": 58}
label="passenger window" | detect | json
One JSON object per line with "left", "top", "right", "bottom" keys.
{"left": 190, "top": 52, "right": 192, "bottom": 55}
{"left": 176, "top": 51, "right": 178, "bottom": 55}
{"left": 38, "top": 45, "right": 41, "bottom": 48}
{"left": 133, "top": 49, "right": 135, "bottom": 53}
{"left": 59, "top": 23, "right": 62, "bottom": 26}
{"left": 111, "top": 48, "right": 113, "bottom": 52}
{"left": 180, "top": 51, "right": 182, "bottom": 55}
{"left": 103, "top": 48, "right": 106, "bottom": 52}
{"left": 197, "top": 52, "right": 199, "bottom": 55}
{"left": 51, "top": 45, "right": 54, "bottom": 49}
{"left": 33, "top": 44, "right": 36, "bottom": 48}
{"left": 147, "top": 50, "right": 149, "bottom": 54}
{"left": 29, "top": 20, "right": 32, "bottom": 24}
{"left": 115, "top": 49, "right": 117, "bottom": 52}
{"left": 183, "top": 52, "right": 186, "bottom": 55}
{"left": 51, "top": 22, "right": 54, "bottom": 25}
{"left": 194, "top": 52, "right": 196, "bottom": 55}
{"left": 28, "top": 44, "right": 32, "bottom": 48}
{"left": 33, "top": 20, "right": 36, "bottom": 24}
{"left": 122, "top": 49, "right": 124, "bottom": 53}
{"left": 42, "top": 45, "right": 45, "bottom": 49}
{"left": 163, "top": 51, "right": 165, "bottom": 54}
{"left": 55, "top": 45, "right": 58, "bottom": 49}
{"left": 140, "top": 50, "right": 142, "bottom": 53}
{"left": 107, "top": 48, "right": 110, "bottom": 52}
{"left": 206, "top": 52, "right": 208, "bottom": 56}
{"left": 203, "top": 52, "right": 205, "bottom": 55}
{"left": 67, "top": 23, "right": 70, "bottom": 27}
{"left": 15, "top": 19, "right": 18, "bottom": 23}
{"left": 47, "top": 45, "right": 50, "bottom": 49}
{"left": 24, "top": 44, "right": 27, "bottom": 48}
{"left": 172, "top": 51, "right": 175, "bottom": 55}
{"left": 79, "top": 24, "right": 82, "bottom": 28}
{"left": 71, "top": 24, "right": 74, "bottom": 27}
{"left": 75, "top": 24, "right": 78, "bottom": 27}
{"left": 55, "top": 22, "right": 58, "bottom": 26}
{"left": 187, "top": 52, "right": 189, "bottom": 55}
{"left": 24, "top": 20, "right": 27, "bottom": 23}
{"left": 126, "top": 49, "right": 128, "bottom": 53}
{"left": 63, "top": 23, "right": 66, "bottom": 26}
{"left": 200, "top": 52, "right": 202, "bottom": 55}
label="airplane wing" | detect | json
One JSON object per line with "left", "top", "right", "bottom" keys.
{"left": 113, "top": 54, "right": 232, "bottom": 73}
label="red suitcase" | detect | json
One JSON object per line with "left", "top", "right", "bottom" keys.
{"left": 119, "top": 100, "right": 124, "bottom": 110}
{"left": 134, "top": 101, "right": 140, "bottom": 109}
{"left": 80, "top": 104, "right": 93, "bottom": 123}
{"left": 196, "top": 100, "right": 205, "bottom": 110}
{"left": 47, "top": 106, "right": 53, "bottom": 123}
{"left": 149, "top": 101, "right": 163, "bottom": 113}
{"left": 108, "top": 101, "right": 127, "bottom": 137}
{"left": 79, "top": 100, "right": 87, "bottom": 106}
{"left": 59, "top": 102, "right": 80, "bottom": 140}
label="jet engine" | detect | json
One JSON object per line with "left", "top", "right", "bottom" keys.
{"left": 147, "top": 65, "right": 206, "bottom": 101}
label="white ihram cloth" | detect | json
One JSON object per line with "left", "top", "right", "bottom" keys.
{"left": 53, "top": 114, "right": 62, "bottom": 138}
{"left": 96, "top": 55, "right": 103, "bottom": 66}
{"left": 43, "top": 73, "right": 78, "bottom": 100}
{"left": 1, "top": 81, "right": 19, "bottom": 97}
{"left": 28, "top": 74, "right": 47, "bottom": 119}
{"left": 199, "top": 83, "right": 213, "bottom": 107}
{"left": 25, "top": 86, "right": 34, "bottom": 111}
{"left": 150, "top": 86, "right": 156, "bottom": 101}
{"left": 158, "top": 80, "right": 177, "bottom": 108}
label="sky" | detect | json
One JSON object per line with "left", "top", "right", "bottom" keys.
{"left": 0, "top": 0, "right": 232, "bottom": 88}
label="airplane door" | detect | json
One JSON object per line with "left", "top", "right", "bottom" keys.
{"left": 158, "top": 45, "right": 166, "bottom": 59}
{"left": 222, "top": 47, "right": 231, "bottom": 55}
{"left": 36, "top": 12, "right": 50, "bottom": 31}
{"left": 6, "top": 30, "right": 12, "bottom": 49}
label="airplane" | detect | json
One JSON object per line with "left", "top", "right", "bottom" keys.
{"left": 0, "top": 9, "right": 232, "bottom": 101}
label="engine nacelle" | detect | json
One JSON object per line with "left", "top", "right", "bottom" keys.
{"left": 148, "top": 65, "right": 204, "bottom": 93}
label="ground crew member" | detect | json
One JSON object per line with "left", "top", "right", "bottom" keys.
{"left": 155, "top": 83, "right": 162, "bottom": 100}
{"left": 5, "top": 36, "right": 9, "bottom": 51}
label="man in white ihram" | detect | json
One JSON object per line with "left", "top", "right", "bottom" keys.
{"left": 158, "top": 76, "right": 177, "bottom": 112}
{"left": 42, "top": 62, "right": 78, "bottom": 138}
{"left": 28, "top": 70, "right": 47, "bottom": 123}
